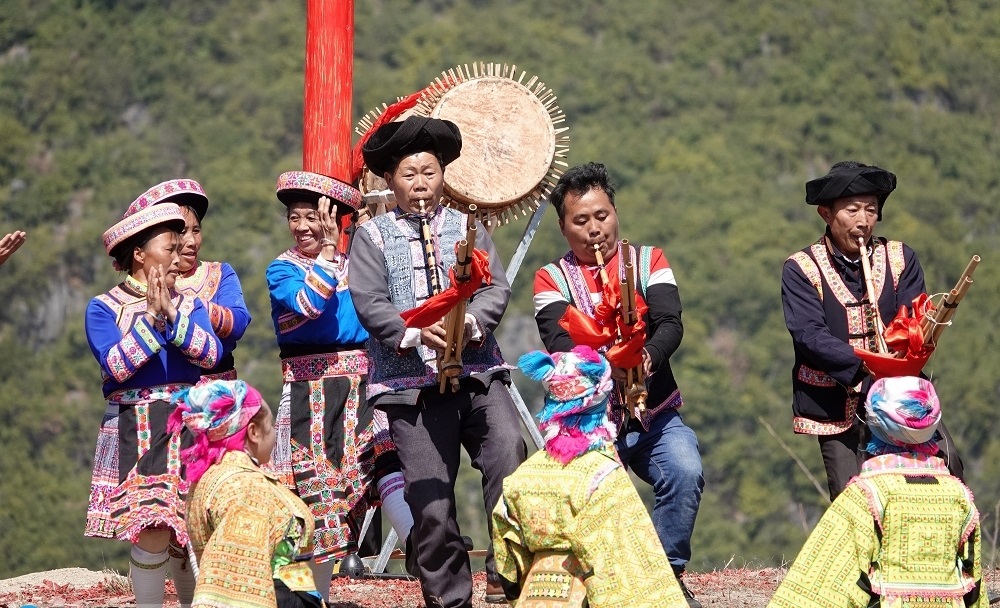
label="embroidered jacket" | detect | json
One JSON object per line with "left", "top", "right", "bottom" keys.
{"left": 187, "top": 451, "right": 319, "bottom": 608}
{"left": 266, "top": 247, "right": 368, "bottom": 359}
{"left": 533, "top": 242, "right": 684, "bottom": 429}
{"left": 781, "top": 234, "right": 924, "bottom": 435}
{"left": 492, "top": 446, "right": 689, "bottom": 607}
{"left": 769, "top": 453, "right": 985, "bottom": 608}
{"left": 85, "top": 276, "right": 222, "bottom": 398}
{"left": 349, "top": 206, "right": 511, "bottom": 401}
{"left": 174, "top": 261, "right": 251, "bottom": 375}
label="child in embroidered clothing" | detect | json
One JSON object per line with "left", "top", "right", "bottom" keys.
{"left": 769, "top": 376, "right": 986, "bottom": 608}
{"left": 171, "top": 380, "right": 324, "bottom": 608}
{"left": 491, "top": 346, "right": 689, "bottom": 608}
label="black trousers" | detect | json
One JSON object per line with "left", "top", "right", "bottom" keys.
{"left": 819, "top": 419, "right": 965, "bottom": 500}
{"left": 383, "top": 378, "right": 527, "bottom": 608}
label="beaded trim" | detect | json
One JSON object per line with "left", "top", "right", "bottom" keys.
{"left": 281, "top": 350, "right": 369, "bottom": 382}
{"left": 796, "top": 364, "right": 838, "bottom": 387}
{"left": 103, "top": 203, "right": 185, "bottom": 255}
{"left": 107, "top": 383, "right": 191, "bottom": 405}
{"left": 125, "top": 179, "right": 207, "bottom": 216}
{"left": 275, "top": 171, "right": 363, "bottom": 210}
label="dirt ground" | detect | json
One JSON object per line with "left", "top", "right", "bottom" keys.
{"left": 1, "top": 567, "right": 998, "bottom": 607}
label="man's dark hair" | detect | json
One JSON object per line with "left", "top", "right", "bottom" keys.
{"left": 549, "top": 162, "right": 616, "bottom": 220}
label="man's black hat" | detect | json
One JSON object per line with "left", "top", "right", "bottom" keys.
{"left": 805, "top": 161, "right": 897, "bottom": 220}
{"left": 361, "top": 115, "right": 462, "bottom": 178}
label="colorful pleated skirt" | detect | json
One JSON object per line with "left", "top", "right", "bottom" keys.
{"left": 268, "top": 349, "right": 399, "bottom": 562}
{"left": 85, "top": 383, "right": 192, "bottom": 545}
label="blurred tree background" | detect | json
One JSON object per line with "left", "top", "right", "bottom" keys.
{"left": 1, "top": 0, "right": 999, "bottom": 577}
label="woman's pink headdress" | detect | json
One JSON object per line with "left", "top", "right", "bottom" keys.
{"left": 167, "top": 380, "right": 264, "bottom": 483}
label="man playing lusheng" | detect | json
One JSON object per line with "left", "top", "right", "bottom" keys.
{"left": 769, "top": 376, "right": 986, "bottom": 608}
{"left": 781, "top": 160, "right": 963, "bottom": 500}
{"left": 532, "top": 162, "right": 704, "bottom": 607}
{"left": 349, "top": 115, "right": 527, "bottom": 608}
{"left": 493, "top": 346, "right": 689, "bottom": 607}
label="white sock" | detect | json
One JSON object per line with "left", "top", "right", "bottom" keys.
{"left": 309, "top": 558, "right": 336, "bottom": 602}
{"left": 377, "top": 472, "right": 413, "bottom": 542}
{"left": 168, "top": 543, "right": 196, "bottom": 607}
{"left": 130, "top": 545, "right": 169, "bottom": 608}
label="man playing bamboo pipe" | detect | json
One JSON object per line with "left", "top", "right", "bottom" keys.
{"left": 532, "top": 162, "right": 704, "bottom": 608}
{"left": 781, "top": 160, "right": 964, "bottom": 501}
{"left": 349, "top": 115, "right": 527, "bottom": 608}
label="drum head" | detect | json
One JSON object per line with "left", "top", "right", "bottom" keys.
{"left": 431, "top": 76, "right": 555, "bottom": 209}
{"left": 357, "top": 63, "right": 569, "bottom": 226}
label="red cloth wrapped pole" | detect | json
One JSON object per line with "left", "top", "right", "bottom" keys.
{"left": 304, "top": 0, "right": 354, "bottom": 251}
{"left": 400, "top": 249, "right": 492, "bottom": 328}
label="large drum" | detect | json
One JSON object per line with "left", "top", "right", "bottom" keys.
{"left": 357, "top": 62, "right": 569, "bottom": 227}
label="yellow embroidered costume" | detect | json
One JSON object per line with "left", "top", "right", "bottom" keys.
{"left": 170, "top": 380, "right": 323, "bottom": 608}
{"left": 188, "top": 451, "right": 319, "bottom": 608}
{"left": 769, "top": 377, "right": 986, "bottom": 608}
{"left": 494, "top": 446, "right": 688, "bottom": 607}
{"left": 493, "top": 347, "right": 687, "bottom": 607}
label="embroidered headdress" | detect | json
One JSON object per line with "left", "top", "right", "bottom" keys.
{"left": 865, "top": 376, "right": 941, "bottom": 456}
{"left": 102, "top": 202, "right": 186, "bottom": 269}
{"left": 126, "top": 178, "right": 209, "bottom": 221}
{"left": 167, "top": 379, "right": 265, "bottom": 483}
{"left": 805, "top": 161, "right": 896, "bottom": 220}
{"left": 518, "top": 346, "right": 616, "bottom": 464}
{"left": 275, "top": 170, "right": 363, "bottom": 214}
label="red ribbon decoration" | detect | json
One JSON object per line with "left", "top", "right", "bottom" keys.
{"left": 400, "top": 248, "right": 492, "bottom": 328}
{"left": 853, "top": 293, "right": 936, "bottom": 379}
{"left": 558, "top": 281, "right": 649, "bottom": 369}
{"left": 349, "top": 89, "right": 425, "bottom": 183}
{"left": 349, "top": 77, "right": 459, "bottom": 183}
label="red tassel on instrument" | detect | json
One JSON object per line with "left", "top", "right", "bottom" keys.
{"left": 557, "top": 281, "right": 648, "bottom": 369}
{"left": 854, "top": 294, "right": 936, "bottom": 379}
{"left": 400, "top": 249, "right": 492, "bottom": 328}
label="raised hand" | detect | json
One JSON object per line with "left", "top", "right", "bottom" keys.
{"left": 145, "top": 266, "right": 178, "bottom": 326}
{"left": 145, "top": 265, "right": 163, "bottom": 324}
{"left": 318, "top": 196, "right": 340, "bottom": 261}
{"left": 0, "top": 230, "right": 26, "bottom": 266}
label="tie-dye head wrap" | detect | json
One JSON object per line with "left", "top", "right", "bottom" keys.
{"left": 167, "top": 379, "right": 265, "bottom": 483}
{"left": 518, "top": 346, "right": 616, "bottom": 464}
{"left": 865, "top": 376, "right": 941, "bottom": 456}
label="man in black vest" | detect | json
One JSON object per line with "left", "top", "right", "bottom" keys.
{"left": 781, "top": 160, "right": 963, "bottom": 500}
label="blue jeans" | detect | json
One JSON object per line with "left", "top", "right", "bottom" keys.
{"left": 614, "top": 408, "right": 704, "bottom": 571}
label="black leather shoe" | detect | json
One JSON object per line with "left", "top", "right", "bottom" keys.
{"left": 678, "top": 576, "right": 702, "bottom": 608}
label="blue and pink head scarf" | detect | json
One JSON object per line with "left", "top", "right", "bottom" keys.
{"left": 865, "top": 376, "right": 941, "bottom": 456}
{"left": 518, "top": 346, "right": 616, "bottom": 464}
{"left": 167, "top": 379, "right": 265, "bottom": 483}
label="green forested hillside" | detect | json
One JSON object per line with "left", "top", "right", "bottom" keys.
{"left": 1, "top": 0, "right": 999, "bottom": 577}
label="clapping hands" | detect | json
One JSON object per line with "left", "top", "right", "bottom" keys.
{"left": 144, "top": 265, "right": 178, "bottom": 326}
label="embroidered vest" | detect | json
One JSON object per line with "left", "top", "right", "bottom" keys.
{"left": 854, "top": 467, "right": 979, "bottom": 605}
{"left": 360, "top": 208, "right": 506, "bottom": 393}
{"left": 540, "top": 243, "right": 683, "bottom": 429}
{"left": 785, "top": 237, "right": 906, "bottom": 434}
